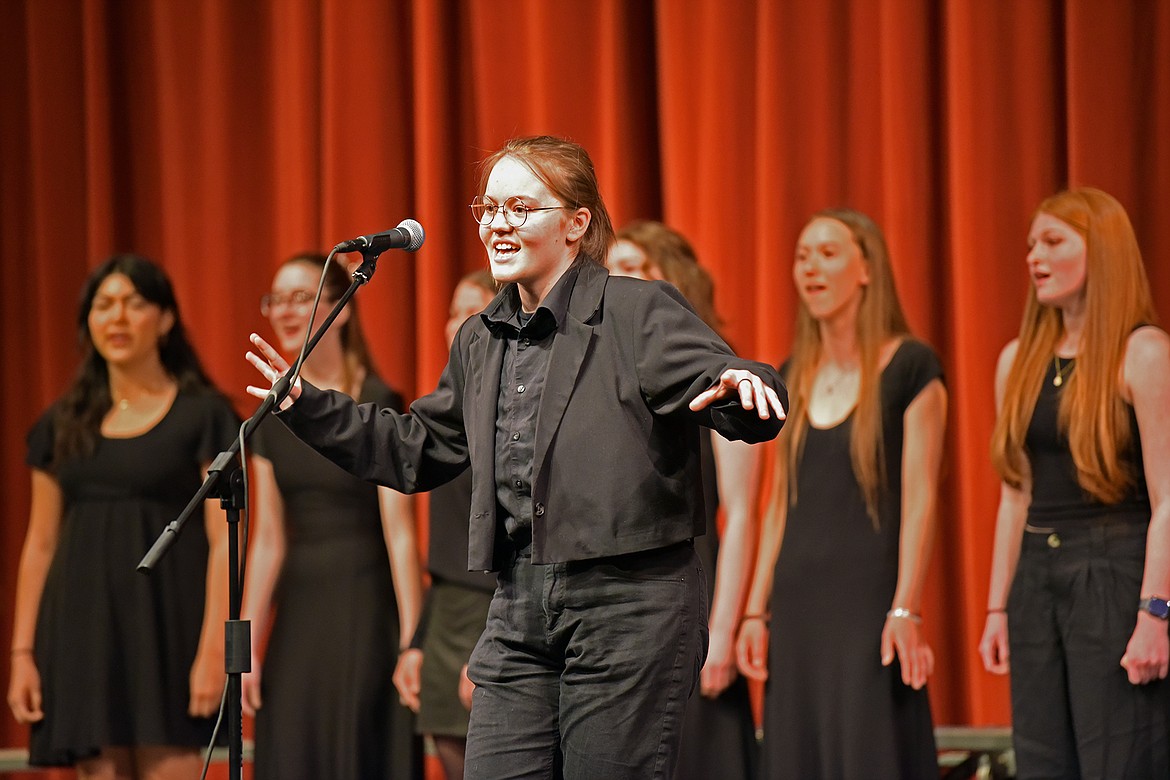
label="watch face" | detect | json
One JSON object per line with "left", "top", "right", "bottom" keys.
{"left": 1143, "top": 598, "right": 1170, "bottom": 619}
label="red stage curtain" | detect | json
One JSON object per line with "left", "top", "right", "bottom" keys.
{"left": 3, "top": 2, "right": 1168, "bottom": 761}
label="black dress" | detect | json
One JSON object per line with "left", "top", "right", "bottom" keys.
{"left": 414, "top": 466, "right": 495, "bottom": 738}
{"left": 25, "top": 389, "right": 239, "bottom": 766}
{"left": 250, "top": 374, "right": 420, "bottom": 780}
{"left": 763, "top": 340, "right": 941, "bottom": 779}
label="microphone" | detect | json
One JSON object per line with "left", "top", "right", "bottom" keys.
{"left": 334, "top": 219, "right": 425, "bottom": 254}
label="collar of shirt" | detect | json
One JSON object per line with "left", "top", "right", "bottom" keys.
{"left": 481, "top": 263, "right": 581, "bottom": 341}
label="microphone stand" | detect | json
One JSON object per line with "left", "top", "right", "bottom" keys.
{"left": 137, "top": 249, "right": 385, "bottom": 780}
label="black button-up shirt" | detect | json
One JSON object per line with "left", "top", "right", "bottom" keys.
{"left": 482, "top": 265, "right": 580, "bottom": 539}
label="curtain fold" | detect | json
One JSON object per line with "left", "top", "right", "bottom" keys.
{"left": 3, "top": 3, "right": 1167, "bottom": 753}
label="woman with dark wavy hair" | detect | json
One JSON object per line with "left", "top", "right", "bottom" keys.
{"left": 8, "top": 254, "right": 238, "bottom": 778}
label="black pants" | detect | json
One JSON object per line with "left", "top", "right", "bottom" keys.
{"left": 1008, "top": 517, "right": 1170, "bottom": 780}
{"left": 464, "top": 542, "right": 707, "bottom": 780}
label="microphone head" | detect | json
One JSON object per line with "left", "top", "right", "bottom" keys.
{"left": 396, "top": 219, "right": 425, "bottom": 252}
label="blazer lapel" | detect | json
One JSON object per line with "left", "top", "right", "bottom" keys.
{"left": 534, "top": 315, "right": 593, "bottom": 472}
{"left": 468, "top": 328, "right": 504, "bottom": 499}
{"left": 533, "top": 263, "right": 606, "bottom": 473}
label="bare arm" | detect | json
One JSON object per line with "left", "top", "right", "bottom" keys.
{"left": 1120, "top": 326, "right": 1170, "bottom": 684}
{"left": 881, "top": 378, "right": 947, "bottom": 689}
{"left": 735, "top": 441, "right": 788, "bottom": 681}
{"left": 701, "top": 434, "right": 763, "bottom": 697}
{"left": 190, "top": 461, "right": 230, "bottom": 717}
{"left": 979, "top": 340, "right": 1031, "bottom": 675}
{"left": 7, "top": 470, "right": 63, "bottom": 724}
{"left": 379, "top": 487, "right": 423, "bottom": 654}
{"left": 239, "top": 456, "right": 286, "bottom": 714}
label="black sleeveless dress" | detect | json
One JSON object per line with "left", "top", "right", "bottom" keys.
{"left": 250, "top": 374, "right": 420, "bottom": 779}
{"left": 763, "top": 340, "right": 941, "bottom": 779}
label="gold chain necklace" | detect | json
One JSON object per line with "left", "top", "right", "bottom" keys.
{"left": 1053, "top": 355, "right": 1074, "bottom": 387}
{"left": 821, "top": 365, "right": 857, "bottom": 395}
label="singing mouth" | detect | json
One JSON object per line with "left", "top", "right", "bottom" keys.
{"left": 493, "top": 241, "right": 520, "bottom": 258}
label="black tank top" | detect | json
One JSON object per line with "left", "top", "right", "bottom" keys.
{"left": 1025, "top": 356, "right": 1150, "bottom": 522}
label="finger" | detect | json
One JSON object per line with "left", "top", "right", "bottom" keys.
{"left": 688, "top": 387, "right": 718, "bottom": 412}
{"left": 1121, "top": 655, "right": 1141, "bottom": 685}
{"left": 245, "top": 350, "right": 272, "bottom": 376}
{"left": 750, "top": 376, "right": 770, "bottom": 418}
{"left": 880, "top": 630, "right": 894, "bottom": 666}
{"left": 249, "top": 333, "right": 287, "bottom": 369}
{"left": 764, "top": 387, "right": 788, "bottom": 420}
{"left": 749, "top": 635, "right": 767, "bottom": 669}
{"left": 736, "top": 377, "right": 756, "bottom": 412}
{"left": 911, "top": 649, "right": 927, "bottom": 690}
{"left": 245, "top": 686, "right": 262, "bottom": 715}
{"left": 978, "top": 640, "right": 992, "bottom": 671}
{"left": 8, "top": 700, "right": 25, "bottom": 722}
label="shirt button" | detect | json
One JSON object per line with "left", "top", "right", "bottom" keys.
{"left": 512, "top": 432, "right": 520, "bottom": 441}
{"left": 1047, "top": 533, "right": 1061, "bottom": 549}
{"left": 517, "top": 384, "right": 526, "bottom": 393}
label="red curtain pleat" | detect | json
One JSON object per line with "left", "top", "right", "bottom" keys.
{"left": 3, "top": 2, "right": 1169, "bottom": 761}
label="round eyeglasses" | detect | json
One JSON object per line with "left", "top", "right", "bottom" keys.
{"left": 469, "top": 195, "right": 568, "bottom": 228}
{"left": 260, "top": 289, "right": 315, "bottom": 316}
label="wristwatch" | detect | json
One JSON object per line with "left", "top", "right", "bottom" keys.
{"left": 1138, "top": 596, "right": 1170, "bottom": 620}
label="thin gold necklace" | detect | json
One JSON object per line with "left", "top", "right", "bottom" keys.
{"left": 1053, "top": 355, "right": 1074, "bottom": 387}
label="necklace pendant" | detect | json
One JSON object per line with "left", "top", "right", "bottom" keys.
{"left": 1052, "top": 374, "right": 1062, "bottom": 388}
{"left": 118, "top": 398, "right": 130, "bottom": 411}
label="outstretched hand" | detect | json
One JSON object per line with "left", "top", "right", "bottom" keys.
{"left": 689, "top": 368, "right": 787, "bottom": 421}
{"left": 245, "top": 333, "right": 301, "bottom": 409}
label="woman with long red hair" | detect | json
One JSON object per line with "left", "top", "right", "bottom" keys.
{"left": 979, "top": 187, "right": 1170, "bottom": 778}
{"left": 737, "top": 209, "right": 946, "bottom": 779}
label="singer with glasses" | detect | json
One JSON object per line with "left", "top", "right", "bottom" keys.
{"left": 469, "top": 196, "right": 570, "bottom": 228}
{"left": 7, "top": 255, "right": 238, "bottom": 779}
{"left": 979, "top": 188, "right": 1170, "bottom": 778}
{"left": 244, "top": 134, "right": 787, "bottom": 780}
{"left": 241, "top": 254, "right": 423, "bottom": 780}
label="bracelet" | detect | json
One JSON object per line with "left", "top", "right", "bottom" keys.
{"left": 886, "top": 608, "right": 922, "bottom": 624}
{"left": 739, "top": 613, "right": 770, "bottom": 626}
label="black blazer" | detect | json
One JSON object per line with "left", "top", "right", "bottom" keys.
{"left": 278, "top": 260, "right": 787, "bottom": 570}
